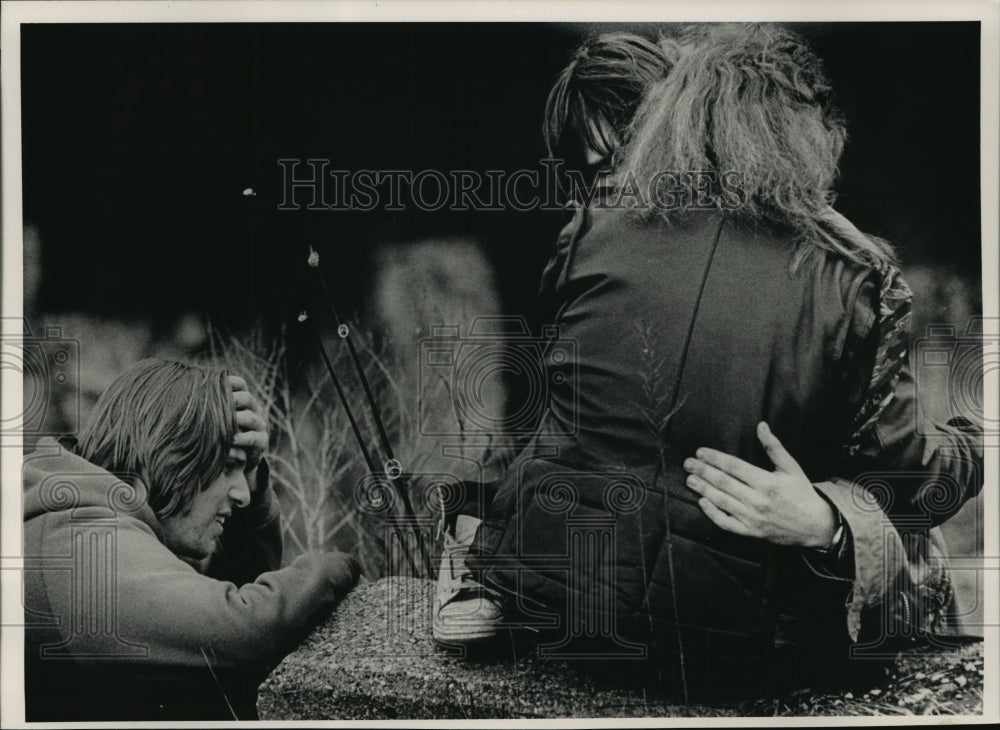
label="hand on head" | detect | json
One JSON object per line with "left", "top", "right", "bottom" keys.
{"left": 227, "top": 374, "right": 268, "bottom": 474}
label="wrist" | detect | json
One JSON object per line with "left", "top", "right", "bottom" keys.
{"left": 801, "top": 487, "right": 835, "bottom": 548}
{"left": 811, "top": 492, "right": 845, "bottom": 553}
{"left": 242, "top": 459, "right": 278, "bottom": 523}
{"left": 247, "top": 458, "right": 270, "bottom": 499}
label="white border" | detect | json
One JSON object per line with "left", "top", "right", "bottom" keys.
{"left": 2, "top": 1, "right": 998, "bottom": 728}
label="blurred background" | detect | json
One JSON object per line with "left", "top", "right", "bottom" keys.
{"left": 16, "top": 22, "right": 985, "bottom": 621}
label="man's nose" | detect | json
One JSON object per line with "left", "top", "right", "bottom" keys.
{"left": 229, "top": 474, "right": 251, "bottom": 508}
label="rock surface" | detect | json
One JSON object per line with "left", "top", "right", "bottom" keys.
{"left": 257, "top": 577, "right": 985, "bottom": 720}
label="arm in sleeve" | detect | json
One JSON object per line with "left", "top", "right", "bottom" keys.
{"left": 107, "top": 518, "right": 357, "bottom": 669}
{"left": 809, "top": 478, "right": 907, "bottom": 641}
{"left": 810, "top": 475, "right": 960, "bottom": 642}
{"left": 854, "top": 363, "right": 984, "bottom": 525}
{"left": 813, "top": 265, "right": 984, "bottom": 640}
{"left": 840, "top": 270, "right": 984, "bottom": 527}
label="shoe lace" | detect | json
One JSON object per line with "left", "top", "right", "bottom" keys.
{"left": 451, "top": 574, "right": 502, "bottom": 604}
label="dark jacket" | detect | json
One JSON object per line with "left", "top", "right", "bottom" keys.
{"left": 469, "top": 205, "right": 982, "bottom": 698}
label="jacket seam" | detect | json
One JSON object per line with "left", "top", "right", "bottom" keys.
{"left": 640, "top": 215, "right": 728, "bottom": 620}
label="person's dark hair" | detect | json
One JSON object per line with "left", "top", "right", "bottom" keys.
{"left": 619, "top": 23, "right": 895, "bottom": 269}
{"left": 543, "top": 32, "right": 682, "bottom": 193}
{"left": 78, "top": 358, "right": 236, "bottom": 519}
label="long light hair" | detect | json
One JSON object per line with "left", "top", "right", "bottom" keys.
{"left": 78, "top": 358, "right": 236, "bottom": 519}
{"left": 619, "top": 24, "right": 896, "bottom": 269}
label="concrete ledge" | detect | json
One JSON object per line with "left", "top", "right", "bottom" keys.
{"left": 257, "top": 577, "right": 985, "bottom": 719}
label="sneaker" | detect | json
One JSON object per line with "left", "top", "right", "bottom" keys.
{"left": 432, "top": 515, "right": 505, "bottom": 644}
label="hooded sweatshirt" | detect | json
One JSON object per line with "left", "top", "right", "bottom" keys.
{"left": 22, "top": 438, "right": 356, "bottom": 721}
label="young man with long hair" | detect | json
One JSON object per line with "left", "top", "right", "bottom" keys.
{"left": 23, "top": 358, "right": 360, "bottom": 720}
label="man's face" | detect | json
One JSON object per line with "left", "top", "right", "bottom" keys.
{"left": 160, "top": 447, "right": 251, "bottom": 559}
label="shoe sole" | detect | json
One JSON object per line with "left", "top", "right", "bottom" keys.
{"left": 432, "top": 623, "right": 500, "bottom": 644}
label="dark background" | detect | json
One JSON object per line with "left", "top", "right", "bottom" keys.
{"left": 21, "top": 22, "right": 982, "bottom": 329}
